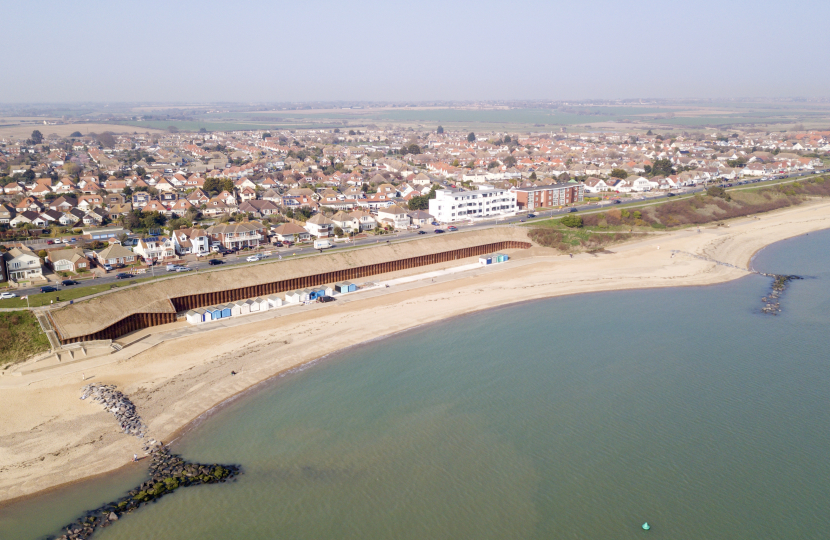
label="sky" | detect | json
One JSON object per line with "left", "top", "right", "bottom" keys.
{"left": 3, "top": 0, "right": 829, "bottom": 103}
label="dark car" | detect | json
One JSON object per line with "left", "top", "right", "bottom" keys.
{"left": 317, "top": 296, "right": 336, "bottom": 303}
{"left": 447, "top": 226, "right": 458, "bottom": 231}
{"left": 527, "top": 213, "right": 536, "bottom": 218}
{"left": 568, "top": 208, "right": 578, "bottom": 213}
{"left": 434, "top": 229, "right": 445, "bottom": 234}
{"left": 61, "top": 279, "right": 78, "bottom": 286}
{"left": 208, "top": 259, "right": 224, "bottom": 265}
{"left": 666, "top": 192, "right": 675, "bottom": 197}
{"left": 612, "top": 199, "right": 621, "bottom": 204}
{"left": 417, "top": 230, "right": 427, "bottom": 235}
{"left": 115, "top": 273, "right": 131, "bottom": 279}
{"left": 40, "top": 286, "right": 59, "bottom": 293}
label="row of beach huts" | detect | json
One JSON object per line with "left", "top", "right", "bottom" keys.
{"left": 184, "top": 281, "right": 360, "bottom": 325}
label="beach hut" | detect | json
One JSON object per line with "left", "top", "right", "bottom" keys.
{"left": 335, "top": 281, "right": 357, "bottom": 294}
{"left": 304, "top": 288, "right": 319, "bottom": 301}
{"left": 285, "top": 291, "right": 301, "bottom": 304}
{"left": 267, "top": 295, "right": 283, "bottom": 308}
{"left": 220, "top": 304, "right": 232, "bottom": 318}
{"left": 479, "top": 255, "right": 492, "bottom": 265}
{"left": 254, "top": 297, "right": 269, "bottom": 311}
{"left": 230, "top": 302, "right": 243, "bottom": 317}
{"left": 242, "top": 299, "right": 254, "bottom": 313}
{"left": 185, "top": 310, "right": 202, "bottom": 325}
{"left": 206, "top": 306, "right": 221, "bottom": 320}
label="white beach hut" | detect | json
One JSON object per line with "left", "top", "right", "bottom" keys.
{"left": 285, "top": 290, "right": 301, "bottom": 304}
{"left": 243, "top": 299, "right": 256, "bottom": 313}
{"left": 254, "top": 297, "right": 269, "bottom": 311}
{"left": 230, "top": 302, "right": 243, "bottom": 317}
{"left": 237, "top": 300, "right": 250, "bottom": 315}
{"left": 185, "top": 310, "right": 203, "bottom": 325}
{"left": 267, "top": 295, "right": 283, "bottom": 308}
{"left": 249, "top": 298, "right": 260, "bottom": 312}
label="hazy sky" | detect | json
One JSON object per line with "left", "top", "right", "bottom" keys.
{"left": 3, "top": 0, "right": 829, "bottom": 103}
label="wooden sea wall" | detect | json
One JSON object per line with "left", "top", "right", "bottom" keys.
{"left": 55, "top": 240, "right": 531, "bottom": 344}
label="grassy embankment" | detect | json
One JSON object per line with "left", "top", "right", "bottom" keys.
{"left": 0, "top": 311, "right": 50, "bottom": 366}
{"left": 528, "top": 176, "right": 830, "bottom": 251}
{"left": 0, "top": 276, "right": 158, "bottom": 309}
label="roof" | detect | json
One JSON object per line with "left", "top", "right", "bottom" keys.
{"left": 306, "top": 213, "right": 334, "bottom": 225}
{"left": 272, "top": 222, "right": 308, "bottom": 235}
{"left": 206, "top": 221, "right": 264, "bottom": 235}
{"left": 97, "top": 244, "right": 135, "bottom": 260}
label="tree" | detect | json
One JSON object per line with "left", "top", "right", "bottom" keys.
{"left": 408, "top": 195, "right": 429, "bottom": 210}
{"left": 167, "top": 126, "right": 179, "bottom": 133}
{"left": 428, "top": 184, "right": 438, "bottom": 199}
{"left": 96, "top": 132, "right": 116, "bottom": 148}
{"left": 437, "top": 126, "right": 444, "bottom": 134}
{"left": 332, "top": 226, "right": 344, "bottom": 237}
{"left": 651, "top": 158, "right": 674, "bottom": 177}
{"left": 262, "top": 132, "right": 272, "bottom": 139}
{"left": 348, "top": 130, "right": 356, "bottom": 136}
{"left": 135, "top": 166, "right": 146, "bottom": 177}
{"left": 503, "top": 155, "right": 517, "bottom": 167}
{"left": 141, "top": 211, "right": 167, "bottom": 230}
{"left": 37, "top": 249, "right": 47, "bottom": 259}
{"left": 487, "top": 161, "right": 500, "bottom": 169}
{"left": 646, "top": 129, "right": 653, "bottom": 136}
{"left": 610, "top": 168, "right": 629, "bottom": 179}
{"left": 504, "top": 135, "right": 511, "bottom": 143}
{"left": 560, "top": 214, "right": 583, "bottom": 228}
{"left": 467, "top": 132, "right": 476, "bottom": 143}
{"left": 199, "top": 127, "right": 208, "bottom": 133}
{"left": 529, "top": 172, "right": 537, "bottom": 180}
{"left": 407, "top": 143, "right": 421, "bottom": 155}
{"left": 30, "top": 130, "right": 43, "bottom": 145}
{"left": 70, "top": 131, "right": 82, "bottom": 138}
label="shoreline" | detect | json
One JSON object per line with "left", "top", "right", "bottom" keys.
{"left": 3, "top": 199, "right": 830, "bottom": 508}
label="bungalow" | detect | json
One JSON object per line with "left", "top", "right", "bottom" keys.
{"left": 407, "top": 210, "right": 433, "bottom": 227}
{"left": 272, "top": 222, "right": 310, "bottom": 242}
{"left": 96, "top": 243, "right": 136, "bottom": 267}
{"left": 47, "top": 248, "right": 90, "bottom": 274}
{"left": 239, "top": 200, "right": 279, "bottom": 217}
{"left": 0, "top": 204, "right": 14, "bottom": 224}
{"left": 304, "top": 213, "right": 334, "bottom": 238}
{"left": 10, "top": 210, "right": 39, "bottom": 228}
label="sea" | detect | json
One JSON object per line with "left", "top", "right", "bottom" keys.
{"left": 2, "top": 228, "right": 829, "bottom": 540}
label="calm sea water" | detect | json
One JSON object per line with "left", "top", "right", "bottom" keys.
{"left": 3, "top": 229, "right": 830, "bottom": 540}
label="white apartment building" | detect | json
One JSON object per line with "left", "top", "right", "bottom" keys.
{"left": 428, "top": 185, "right": 517, "bottom": 223}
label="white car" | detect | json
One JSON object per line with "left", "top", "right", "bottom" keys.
{"left": 246, "top": 255, "right": 261, "bottom": 262}
{"left": 0, "top": 292, "right": 17, "bottom": 299}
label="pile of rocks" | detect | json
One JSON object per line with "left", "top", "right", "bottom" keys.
{"left": 51, "top": 448, "right": 241, "bottom": 540}
{"left": 81, "top": 384, "right": 147, "bottom": 440}
{"left": 760, "top": 274, "right": 802, "bottom": 315}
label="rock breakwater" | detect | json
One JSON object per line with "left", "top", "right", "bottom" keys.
{"left": 760, "top": 274, "right": 802, "bottom": 315}
{"left": 49, "top": 448, "right": 241, "bottom": 540}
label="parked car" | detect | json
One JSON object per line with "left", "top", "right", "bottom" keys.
{"left": 447, "top": 226, "right": 458, "bottom": 231}
{"left": 0, "top": 292, "right": 17, "bottom": 299}
{"left": 246, "top": 255, "right": 261, "bottom": 262}
{"left": 46, "top": 240, "right": 54, "bottom": 245}
{"left": 527, "top": 213, "right": 536, "bottom": 218}
{"left": 61, "top": 279, "right": 78, "bottom": 286}
{"left": 208, "top": 259, "right": 224, "bottom": 265}
{"left": 40, "top": 286, "right": 59, "bottom": 293}
{"left": 417, "top": 230, "right": 427, "bottom": 235}
{"left": 175, "top": 266, "right": 192, "bottom": 272}
{"left": 103, "top": 264, "right": 113, "bottom": 271}
{"left": 317, "top": 296, "right": 336, "bottom": 303}
{"left": 115, "top": 273, "right": 131, "bottom": 279}
{"left": 666, "top": 192, "right": 675, "bottom": 197}
{"left": 434, "top": 229, "right": 445, "bottom": 234}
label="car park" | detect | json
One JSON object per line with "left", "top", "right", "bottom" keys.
{"left": 40, "top": 286, "right": 59, "bottom": 293}
{"left": 208, "top": 259, "right": 224, "bottom": 265}
{"left": 0, "top": 292, "right": 17, "bottom": 299}
{"left": 61, "top": 280, "right": 78, "bottom": 286}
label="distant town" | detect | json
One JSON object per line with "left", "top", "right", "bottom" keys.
{"left": 0, "top": 125, "right": 827, "bottom": 287}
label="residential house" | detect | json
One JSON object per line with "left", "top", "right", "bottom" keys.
{"left": 330, "top": 211, "right": 359, "bottom": 233}
{"left": 0, "top": 204, "right": 14, "bottom": 224}
{"left": 169, "top": 198, "right": 194, "bottom": 217}
{"left": 133, "top": 236, "right": 175, "bottom": 262}
{"left": 377, "top": 205, "right": 411, "bottom": 229}
{"left": 172, "top": 228, "right": 210, "bottom": 256}
{"left": 47, "top": 248, "right": 90, "bottom": 274}
{"left": 206, "top": 221, "right": 265, "bottom": 249}
{"left": 407, "top": 210, "right": 433, "bottom": 227}
{"left": 10, "top": 210, "right": 39, "bottom": 228}
{"left": 239, "top": 200, "right": 279, "bottom": 217}
{"left": 349, "top": 210, "right": 377, "bottom": 231}
{"left": 96, "top": 243, "right": 136, "bottom": 267}
{"left": 50, "top": 196, "right": 78, "bottom": 213}
{"left": 272, "top": 222, "right": 310, "bottom": 242}
{"left": 304, "top": 213, "right": 334, "bottom": 238}
{"left": 3, "top": 246, "right": 43, "bottom": 281}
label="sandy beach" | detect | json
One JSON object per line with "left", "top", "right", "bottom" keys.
{"left": 2, "top": 199, "right": 830, "bottom": 505}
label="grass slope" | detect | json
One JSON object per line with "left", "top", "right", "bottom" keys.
{"left": 0, "top": 312, "right": 50, "bottom": 366}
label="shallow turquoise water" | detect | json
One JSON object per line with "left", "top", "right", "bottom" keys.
{"left": 3, "top": 229, "right": 830, "bottom": 540}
